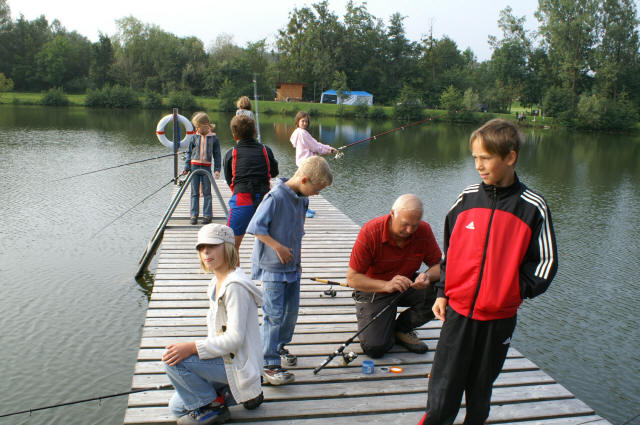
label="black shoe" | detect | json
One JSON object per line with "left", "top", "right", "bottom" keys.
{"left": 242, "top": 392, "right": 264, "bottom": 410}
{"left": 190, "top": 216, "right": 198, "bottom": 225}
{"left": 202, "top": 217, "right": 212, "bottom": 224}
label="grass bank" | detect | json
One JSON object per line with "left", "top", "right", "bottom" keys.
{"left": 1, "top": 91, "right": 552, "bottom": 128}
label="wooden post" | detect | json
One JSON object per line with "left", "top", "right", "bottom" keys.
{"left": 172, "top": 108, "right": 178, "bottom": 184}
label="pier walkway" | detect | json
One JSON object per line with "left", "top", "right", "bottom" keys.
{"left": 124, "top": 180, "right": 610, "bottom": 424}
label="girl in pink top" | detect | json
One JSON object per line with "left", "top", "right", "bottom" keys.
{"left": 290, "top": 111, "right": 337, "bottom": 167}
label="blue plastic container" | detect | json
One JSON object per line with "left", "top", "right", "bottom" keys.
{"left": 362, "top": 360, "right": 374, "bottom": 374}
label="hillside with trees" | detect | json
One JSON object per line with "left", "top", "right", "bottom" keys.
{"left": 0, "top": 0, "right": 638, "bottom": 130}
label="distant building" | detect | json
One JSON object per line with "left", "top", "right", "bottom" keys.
{"left": 320, "top": 90, "right": 373, "bottom": 106}
{"left": 275, "top": 82, "right": 305, "bottom": 102}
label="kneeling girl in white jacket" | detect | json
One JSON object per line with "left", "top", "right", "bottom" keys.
{"left": 163, "top": 224, "right": 263, "bottom": 425}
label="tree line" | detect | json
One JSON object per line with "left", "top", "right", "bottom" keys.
{"left": 1, "top": 0, "right": 639, "bottom": 130}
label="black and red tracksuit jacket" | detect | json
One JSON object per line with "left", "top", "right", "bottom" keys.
{"left": 223, "top": 138, "right": 279, "bottom": 194}
{"left": 436, "top": 175, "right": 558, "bottom": 320}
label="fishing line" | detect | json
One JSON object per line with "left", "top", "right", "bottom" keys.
{"left": 0, "top": 384, "right": 173, "bottom": 418}
{"left": 54, "top": 152, "right": 183, "bottom": 182}
{"left": 334, "top": 117, "right": 432, "bottom": 158}
{"left": 91, "top": 178, "right": 175, "bottom": 238}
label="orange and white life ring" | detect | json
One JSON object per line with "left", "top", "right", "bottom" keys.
{"left": 155, "top": 114, "right": 195, "bottom": 149}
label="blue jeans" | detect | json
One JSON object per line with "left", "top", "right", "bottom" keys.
{"left": 261, "top": 279, "right": 300, "bottom": 366}
{"left": 164, "top": 355, "right": 228, "bottom": 417}
{"left": 190, "top": 165, "right": 212, "bottom": 217}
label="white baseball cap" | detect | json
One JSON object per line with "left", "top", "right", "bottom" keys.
{"left": 196, "top": 223, "right": 235, "bottom": 249}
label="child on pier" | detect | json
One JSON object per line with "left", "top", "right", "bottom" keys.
{"left": 420, "top": 119, "right": 558, "bottom": 425}
{"left": 163, "top": 224, "right": 263, "bottom": 425}
{"left": 289, "top": 111, "right": 337, "bottom": 217}
{"left": 235, "top": 96, "right": 255, "bottom": 120}
{"left": 183, "top": 112, "right": 221, "bottom": 225}
{"left": 223, "top": 114, "right": 279, "bottom": 261}
{"left": 247, "top": 156, "right": 333, "bottom": 385}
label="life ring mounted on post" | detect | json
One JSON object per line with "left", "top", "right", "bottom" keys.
{"left": 155, "top": 114, "right": 195, "bottom": 150}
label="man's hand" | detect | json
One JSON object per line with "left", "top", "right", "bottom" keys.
{"left": 383, "top": 275, "right": 412, "bottom": 293}
{"left": 432, "top": 297, "right": 448, "bottom": 322}
{"left": 411, "top": 272, "right": 431, "bottom": 289}
{"left": 162, "top": 342, "right": 196, "bottom": 366}
{"left": 214, "top": 171, "right": 220, "bottom": 179}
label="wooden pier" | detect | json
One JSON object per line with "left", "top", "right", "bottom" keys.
{"left": 124, "top": 180, "right": 610, "bottom": 424}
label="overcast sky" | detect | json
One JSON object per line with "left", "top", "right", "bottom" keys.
{"left": 10, "top": 0, "right": 544, "bottom": 61}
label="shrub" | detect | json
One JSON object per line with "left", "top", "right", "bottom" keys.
{"left": 40, "top": 87, "right": 69, "bottom": 106}
{"left": 439, "top": 85, "right": 463, "bottom": 118}
{"left": 354, "top": 103, "right": 369, "bottom": 118}
{"left": 168, "top": 90, "right": 197, "bottom": 111}
{"left": 142, "top": 91, "right": 163, "bottom": 109}
{"left": 543, "top": 86, "right": 573, "bottom": 117}
{"left": 393, "top": 84, "right": 424, "bottom": 120}
{"left": 85, "top": 85, "right": 140, "bottom": 108}
{"left": 368, "top": 106, "right": 387, "bottom": 119}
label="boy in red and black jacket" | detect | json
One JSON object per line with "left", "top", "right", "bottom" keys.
{"left": 420, "top": 118, "right": 558, "bottom": 425}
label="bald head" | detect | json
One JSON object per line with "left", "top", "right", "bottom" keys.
{"left": 391, "top": 194, "right": 423, "bottom": 217}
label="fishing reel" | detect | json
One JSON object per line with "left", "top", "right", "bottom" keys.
{"left": 334, "top": 150, "right": 344, "bottom": 159}
{"left": 342, "top": 351, "right": 358, "bottom": 365}
{"left": 323, "top": 287, "right": 337, "bottom": 297}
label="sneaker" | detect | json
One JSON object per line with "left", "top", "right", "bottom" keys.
{"left": 262, "top": 365, "right": 295, "bottom": 385}
{"left": 190, "top": 216, "right": 198, "bottom": 225}
{"left": 242, "top": 391, "right": 264, "bottom": 410}
{"left": 177, "top": 404, "right": 230, "bottom": 425}
{"left": 202, "top": 216, "right": 212, "bottom": 224}
{"left": 277, "top": 347, "right": 297, "bottom": 366}
{"left": 395, "top": 330, "right": 429, "bottom": 354}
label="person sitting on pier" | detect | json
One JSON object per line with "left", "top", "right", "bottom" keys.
{"left": 346, "top": 194, "right": 442, "bottom": 358}
{"left": 163, "top": 224, "right": 264, "bottom": 425}
{"left": 223, "top": 115, "right": 278, "bottom": 262}
{"left": 247, "top": 156, "right": 333, "bottom": 385}
{"left": 420, "top": 118, "right": 558, "bottom": 425}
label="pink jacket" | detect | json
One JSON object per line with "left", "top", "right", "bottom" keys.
{"left": 290, "top": 128, "right": 333, "bottom": 166}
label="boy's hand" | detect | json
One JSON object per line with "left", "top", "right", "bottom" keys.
{"left": 162, "top": 342, "right": 196, "bottom": 366}
{"left": 182, "top": 170, "right": 188, "bottom": 175}
{"left": 432, "top": 297, "right": 448, "bottom": 322}
{"left": 274, "top": 243, "right": 293, "bottom": 264}
{"left": 214, "top": 171, "right": 220, "bottom": 179}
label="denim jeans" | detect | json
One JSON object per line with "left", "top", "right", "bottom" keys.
{"left": 261, "top": 279, "right": 300, "bottom": 366}
{"left": 190, "top": 165, "right": 212, "bottom": 217}
{"left": 164, "top": 355, "right": 228, "bottom": 417}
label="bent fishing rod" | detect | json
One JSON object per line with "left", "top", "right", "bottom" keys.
{"left": 0, "top": 383, "right": 173, "bottom": 419}
{"left": 54, "top": 151, "right": 184, "bottom": 182}
{"left": 311, "top": 278, "right": 413, "bottom": 375}
{"left": 91, "top": 177, "right": 177, "bottom": 238}
{"left": 334, "top": 117, "right": 432, "bottom": 158}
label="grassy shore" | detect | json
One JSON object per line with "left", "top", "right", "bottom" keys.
{"left": 0, "top": 91, "right": 555, "bottom": 128}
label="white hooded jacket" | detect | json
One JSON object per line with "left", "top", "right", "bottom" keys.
{"left": 195, "top": 267, "right": 263, "bottom": 403}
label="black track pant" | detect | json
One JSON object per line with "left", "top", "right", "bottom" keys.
{"left": 423, "top": 306, "right": 517, "bottom": 425}
{"left": 353, "top": 286, "right": 436, "bottom": 358}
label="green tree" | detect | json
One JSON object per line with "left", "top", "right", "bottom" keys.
{"left": 0, "top": 72, "right": 13, "bottom": 91}
{"left": 536, "top": 0, "right": 599, "bottom": 103}
{"left": 440, "top": 84, "right": 463, "bottom": 116}
{"left": 90, "top": 33, "right": 115, "bottom": 88}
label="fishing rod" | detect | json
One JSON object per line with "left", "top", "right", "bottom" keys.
{"left": 0, "top": 383, "right": 173, "bottom": 419}
{"left": 54, "top": 152, "right": 184, "bottom": 182}
{"left": 91, "top": 177, "right": 176, "bottom": 238}
{"left": 253, "top": 73, "right": 262, "bottom": 143}
{"left": 311, "top": 277, "right": 348, "bottom": 297}
{"left": 334, "top": 117, "right": 432, "bottom": 158}
{"left": 313, "top": 287, "right": 413, "bottom": 375}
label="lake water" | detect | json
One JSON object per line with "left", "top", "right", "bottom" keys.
{"left": 0, "top": 105, "right": 638, "bottom": 424}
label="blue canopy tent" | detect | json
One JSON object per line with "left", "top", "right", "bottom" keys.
{"left": 320, "top": 90, "right": 373, "bottom": 106}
